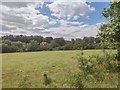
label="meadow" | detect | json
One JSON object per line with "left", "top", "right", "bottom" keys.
{"left": 2, "top": 50, "right": 118, "bottom": 88}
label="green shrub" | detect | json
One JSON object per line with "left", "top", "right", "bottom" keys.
{"left": 72, "top": 50, "right": 118, "bottom": 87}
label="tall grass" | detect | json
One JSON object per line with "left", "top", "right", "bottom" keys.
{"left": 69, "top": 50, "right": 118, "bottom": 88}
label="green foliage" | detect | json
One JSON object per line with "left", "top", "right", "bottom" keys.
{"left": 2, "top": 40, "right": 11, "bottom": 45}
{"left": 50, "top": 40, "right": 60, "bottom": 48}
{"left": 50, "top": 38, "right": 66, "bottom": 48}
{"left": 33, "top": 36, "right": 43, "bottom": 43}
{"left": 43, "top": 37, "right": 53, "bottom": 43}
{"left": 27, "top": 40, "right": 40, "bottom": 51}
{"left": 1, "top": 35, "right": 112, "bottom": 53}
{"left": 2, "top": 44, "right": 11, "bottom": 53}
{"left": 69, "top": 72, "right": 84, "bottom": 88}
{"left": 11, "top": 41, "right": 23, "bottom": 48}
{"left": 2, "top": 43, "right": 19, "bottom": 53}
{"left": 97, "top": 4, "right": 120, "bottom": 88}
{"left": 97, "top": 23, "right": 116, "bottom": 49}
{"left": 2, "top": 35, "right": 43, "bottom": 43}
{"left": 11, "top": 41, "right": 24, "bottom": 52}
{"left": 0, "top": 44, "right": 2, "bottom": 53}
{"left": 72, "top": 50, "right": 118, "bottom": 88}
{"left": 97, "top": 2, "right": 120, "bottom": 57}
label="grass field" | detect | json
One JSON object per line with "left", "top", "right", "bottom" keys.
{"left": 2, "top": 50, "right": 118, "bottom": 88}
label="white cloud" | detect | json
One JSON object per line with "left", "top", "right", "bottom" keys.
{"left": 1, "top": 2, "right": 50, "bottom": 35}
{"left": 1, "top": 2, "right": 44, "bottom": 8}
{"left": 49, "top": 19, "right": 58, "bottom": 25}
{"left": 58, "top": 20, "right": 83, "bottom": 26}
{"left": 48, "top": 0, "right": 95, "bottom": 19}
{"left": 45, "top": 20, "right": 100, "bottom": 40}
{"left": 1, "top": 2, "right": 33, "bottom": 8}
{"left": 73, "top": 16, "right": 79, "bottom": 20}
{"left": 1, "top": 1, "right": 100, "bottom": 40}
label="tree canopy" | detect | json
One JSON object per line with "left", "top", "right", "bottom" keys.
{"left": 1, "top": 35, "right": 102, "bottom": 53}
{"left": 97, "top": 2, "right": 120, "bottom": 83}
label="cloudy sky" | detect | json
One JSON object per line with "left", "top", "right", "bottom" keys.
{"left": 0, "top": 0, "right": 109, "bottom": 40}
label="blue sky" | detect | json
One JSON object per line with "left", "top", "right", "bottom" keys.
{"left": 38, "top": 2, "right": 109, "bottom": 24}
{"left": 1, "top": 1, "right": 110, "bottom": 40}
{"left": 87, "top": 2, "right": 109, "bottom": 24}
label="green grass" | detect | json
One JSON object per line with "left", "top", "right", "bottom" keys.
{"left": 2, "top": 50, "right": 118, "bottom": 88}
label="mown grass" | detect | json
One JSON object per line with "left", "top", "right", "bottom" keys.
{"left": 2, "top": 50, "right": 118, "bottom": 88}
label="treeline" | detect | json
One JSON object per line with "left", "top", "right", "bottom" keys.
{"left": 0, "top": 35, "right": 108, "bottom": 53}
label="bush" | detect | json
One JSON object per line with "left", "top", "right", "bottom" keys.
{"left": 70, "top": 50, "right": 118, "bottom": 88}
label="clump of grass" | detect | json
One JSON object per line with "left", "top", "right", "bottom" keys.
{"left": 43, "top": 73, "right": 52, "bottom": 85}
{"left": 68, "top": 72, "right": 84, "bottom": 88}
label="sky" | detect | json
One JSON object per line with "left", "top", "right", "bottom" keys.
{"left": 0, "top": 1, "right": 110, "bottom": 40}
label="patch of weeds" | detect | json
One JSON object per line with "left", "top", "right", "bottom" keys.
{"left": 68, "top": 72, "right": 84, "bottom": 88}
{"left": 71, "top": 50, "right": 118, "bottom": 88}
{"left": 77, "top": 51, "right": 95, "bottom": 76}
{"left": 43, "top": 73, "right": 52, "bottom": 85}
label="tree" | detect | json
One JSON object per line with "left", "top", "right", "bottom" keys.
{"left": 11, "top": 41, "right": 23, "bottom": 48}
{"left": 43, "top": 37, "right": 53, "bottom": 43}
{"left": 2, "top": 44, "right": 10, "bottom": 53}
{"left": 33, "top": 36, "right": 43, "bottom": 43}
{"left": 27, "top": 40, "right": 40, "bottom": 51}
{"left": 0, "top": 37, "right": 1, "bottom": 53}
{"left": 2, "top": 40, "right": 11, "bottom": 45}
{"left": 2, "top": 43, "right": 18, "bottom": 53}
{"left": 98, "top": 2, "right": 120, "bottom": 52}
{"left": 72, "top": 39, "right": 82, "bottom": 50}
{"left": 1, "top": 35, "right": 101, "bottom": 52}
{"left": 50, "top": 40, "right": 59, "bottom": 48}
{"left": 11, "top": 41, "right": 24, "bottom": 52}
{"left": 97, "top": 1, "right": 120, "bottom": 83}
{"left": 53, "top": 38, "right": 66, "bottom": 46}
